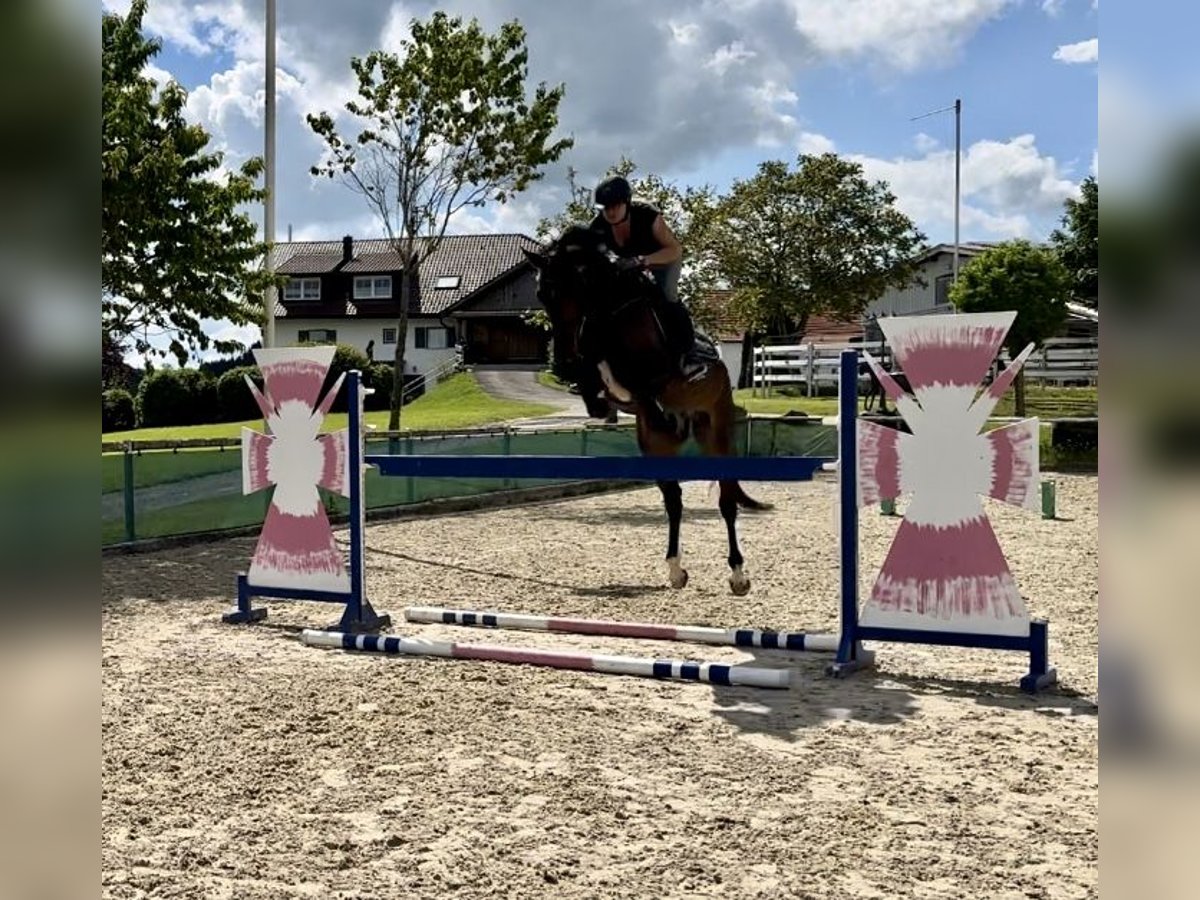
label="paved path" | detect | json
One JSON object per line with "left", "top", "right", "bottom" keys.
{"left": 471, "top": 366, "right": 589, "bottom": 418}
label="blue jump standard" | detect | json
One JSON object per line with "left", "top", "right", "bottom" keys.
{"left": 363, "top": 454, "right": 832, "bottom": 482}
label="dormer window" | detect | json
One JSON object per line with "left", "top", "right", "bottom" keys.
{"left": 283, "top": 277, "right": 320, "bottom": 301}
{"left": 435, "top": 275, "right": 460, "bottom": 290}
{"left": 354, "top": 276, "right": 392, "bottom": 299}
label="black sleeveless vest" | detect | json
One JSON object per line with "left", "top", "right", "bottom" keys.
{"left": 590, "top": 202, "right": 662, "bottom": 258}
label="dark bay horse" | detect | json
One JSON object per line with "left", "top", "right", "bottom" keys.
{"left": 522, "top": 225, "right": 771, "bottom": 596}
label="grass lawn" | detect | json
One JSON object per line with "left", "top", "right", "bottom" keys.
{"left": 535, "top": 370, "right": 573, "bottom": 392}
{"left": 735, "top": 383, "right": 1096, "bottom": 419}
{"left": 102, "top": 372, "right": 557, "bottom": 444}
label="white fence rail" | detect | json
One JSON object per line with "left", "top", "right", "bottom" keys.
{"left": 751, "top": 337, "right": 1098, "bottom": 396}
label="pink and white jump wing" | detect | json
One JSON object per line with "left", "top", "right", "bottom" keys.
{"left": 254, "top": 346, "right": 337, "bottom": 410}
{"left": 861, "top": 350, "right": 922, "bottom": 424}
{"left": 242, "top": 428, "right": 273, "bottom": 495}
{"left": 860, "top": 516, "right": 1030, "bottom": 636}
{"left": 317, "top": 431, "right": 351, "bottom": 498}
{"left": 984, "top": 418, "right": 1041, "bottom": 512}
{"left": 881, "top": 311, "right": 1014, "bottom": 393}
{"left": 967, "top": 342, "right": 1036, "bottom": 429}
{"left": 248, "top": 505, "right": 350, "bottom": 592}
{"left": 315, "top": 372, "right": 347, "bottom": 418}
{"left": 857, "top": 419, "right": 913, "bottom": 506}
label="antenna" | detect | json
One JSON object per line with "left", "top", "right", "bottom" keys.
{"left": 911, "top": 98, "right": 962, "bottom": 286}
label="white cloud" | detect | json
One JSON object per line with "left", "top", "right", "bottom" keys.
{"left": 1053, "top": 38, "right": 1098, "bottom": 64}
{"left": 780, "top": 0, "right": 1014, "bottom": 72}
{"left": 913, "top": 132, "right": 940, "bottom": 154}
{"left": 847, "top": 133, "right": 1078, "bottom": 240}
{"left": 798, "top": 132, "right": 837, "bottom": 155}
{"left": 669, "top": 21, "right": 701, "bottom": 45}
{"left": 1041, "top": 0, "right": 1066, "bottom": 16}
{"left": 706, "top": 41, "right": 757, "bottom": 75}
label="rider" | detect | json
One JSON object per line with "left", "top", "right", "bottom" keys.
{"left": 588, "top": 175, "right": 718, "bottom": 406}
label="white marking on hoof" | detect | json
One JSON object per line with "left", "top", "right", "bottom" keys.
{"left": 667, "top": 557, "right": 689, "bottom": 589}
{"left": 729, "top": 565, "right": 751, "bottom": 596}
{"left": 598, "top": 360, "right": 632, "bottom": 403}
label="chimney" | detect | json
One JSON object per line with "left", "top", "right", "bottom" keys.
{"left": 342, "top": 235, "right": 354, "bottom": 263}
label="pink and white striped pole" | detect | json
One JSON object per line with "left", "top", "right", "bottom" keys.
{"left": 404, "top": 606, "right": 840, "bottom": 653}
{"left": 300, "top": 630, "right": 791, "bottom": 689}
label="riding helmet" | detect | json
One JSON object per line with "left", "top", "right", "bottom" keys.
{"left": 594, "top": 175, "right": 632, "bottom": 207}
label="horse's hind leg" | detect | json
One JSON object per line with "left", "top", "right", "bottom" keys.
{"left": 693, "top": 411, "right": 751, "bottom": 596}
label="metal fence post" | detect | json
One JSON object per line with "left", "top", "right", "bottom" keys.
{"left": 122, "top": 446, "right": 136, "bottom": 543}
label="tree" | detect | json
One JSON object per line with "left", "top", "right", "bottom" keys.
{"left": 308, "top": 11, "right": 572, "bottom": 430}
{"left": 102, "top": 0, "right": 275, "bottom": 367}
{"left": 1050, "top": 175, "right": 1098, "bottom": 308}
{"left": 713, "top": 154, "right": 926, "bottom": 341}
{"left": 948, "top": 240, "right": 1070, "bottom": 416}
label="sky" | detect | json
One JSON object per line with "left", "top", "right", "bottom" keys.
{"left": 103, "top": 0, "right": 1100, "bottom": 360}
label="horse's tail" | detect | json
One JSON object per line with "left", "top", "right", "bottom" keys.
{"left": 732, "top": 482, "right": 774, "bottom": 511}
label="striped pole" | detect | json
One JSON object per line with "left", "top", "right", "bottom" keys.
{"left": 300, "top": 630, "right": 791, "bottom": 689}
{"left": 404, "top": 606, "right": 839, "bottom": 653}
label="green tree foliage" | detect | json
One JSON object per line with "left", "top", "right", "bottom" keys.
{"left": 308, "top": 11, "right": 572, "bottom": 430}
{"left": 1050, "top": 175, "right": 1098, "bottom": 307}
{"left": 713, "top": 153, "right": 926, "bottom": 339}
{"left": 949, "top": 239, "right": 1070, "bottom": 416}
{"left": 102, "top": 0, "right": 274, "bottom": 366}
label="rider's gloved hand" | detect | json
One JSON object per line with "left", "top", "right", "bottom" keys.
{"left": 613, "top": 255, "right": 646, "bottom": 272}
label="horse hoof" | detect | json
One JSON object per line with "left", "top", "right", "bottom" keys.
{"left": 669, "top": 569, "right": 689, "bottom": 589}
{"left": 729, "top": 572, "right": 751, "bottom": 596}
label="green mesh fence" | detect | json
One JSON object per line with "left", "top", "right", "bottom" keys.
{"left": 100, "top": 418, "right": 837, "bottom": 548}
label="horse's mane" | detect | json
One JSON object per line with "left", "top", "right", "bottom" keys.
{"left": 550, "top": 223, "right": 611, "bottom": 261}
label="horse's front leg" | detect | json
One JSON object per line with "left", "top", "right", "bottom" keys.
{"left": 718, "top": 481, "right": 750, "bottom": 596}
{"left": 657, "top": 479, "right": 688, "bottom": 588}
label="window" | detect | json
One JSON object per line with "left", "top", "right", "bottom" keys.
{"left": 414, "top": 326, "right": 456, "bottom": 349}
{"left": 435, "top": 275, "right": 461, "bottom": 290}
{"left": 382, "top": 328, "right": 397, "bottom": 345}
{"left": 298, "top": 329, "right": 337, "bottom": 343}
{"left": 283, "top": 277, "right": 321, "bottom": 301}
{"left": 354, "top": 276, "right": 392, "bottom": 299}
{"left": 934, "top": 274, "right": 953, "bottom": 305}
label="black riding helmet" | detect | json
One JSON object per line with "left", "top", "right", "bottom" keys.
{"left": 594, "top": 175, "right": 632, "bottom": 208}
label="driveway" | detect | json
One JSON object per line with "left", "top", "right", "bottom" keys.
{"left": 472, "top": 366, "right": 589, "bottom": 419}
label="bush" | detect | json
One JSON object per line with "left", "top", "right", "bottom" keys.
{"left": 295, "top": 343, "right": 372, "bottom": 412}
{"left": 135, "top": 368, "right": 217, "bottom": 428}
{"left": 216, "top": 366, "right": 265, "bottom": 422}
{"left": 102, "top": 389, "right": 136, "bottom": 433}
{"left": 363, "top": 363, "right": 394, "bottom": 411}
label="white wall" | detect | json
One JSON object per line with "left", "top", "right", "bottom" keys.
{"left": 276, "top": 317, "right": 457, "bottom": 375}
{"left": 867, "top": 254, "right": 958, "bottom": 318}
{"left": 719, "top": 340, "right": 744, "bottom": 387}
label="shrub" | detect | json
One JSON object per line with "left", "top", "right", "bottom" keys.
{"left": 364, "top": 363, "right": 394, "bottom": 411}
{"left": 216, "top": 366, "right": 265, "bottom": 422}
{"left": 135, "top": 368, "right": 217, "bottom": 428}
{"left": 102, "top": 389, "right": 136, "bottom": 433}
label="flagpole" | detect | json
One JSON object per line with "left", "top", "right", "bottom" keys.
{"left": 912, "top": 97, "right": 963, "bottom": 286}
{"left": 263, "top": 0, "right": 277, "bottom": 348}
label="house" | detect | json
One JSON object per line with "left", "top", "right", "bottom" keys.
{"left": 866, "top": 242, "right": 999, "bottom": 318}
{"left": 272, "top": 233, "right": 549, "bottom": 372}
{"left": 866, "top": 242, "right": 1098, "bottom": 338}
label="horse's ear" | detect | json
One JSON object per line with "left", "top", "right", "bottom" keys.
{"left": 522, "top": 248, "right": 549, "bottom": 270}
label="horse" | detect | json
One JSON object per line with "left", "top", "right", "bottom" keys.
{"left": 522, "top": 225, "right": 771, "bottom": 597}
